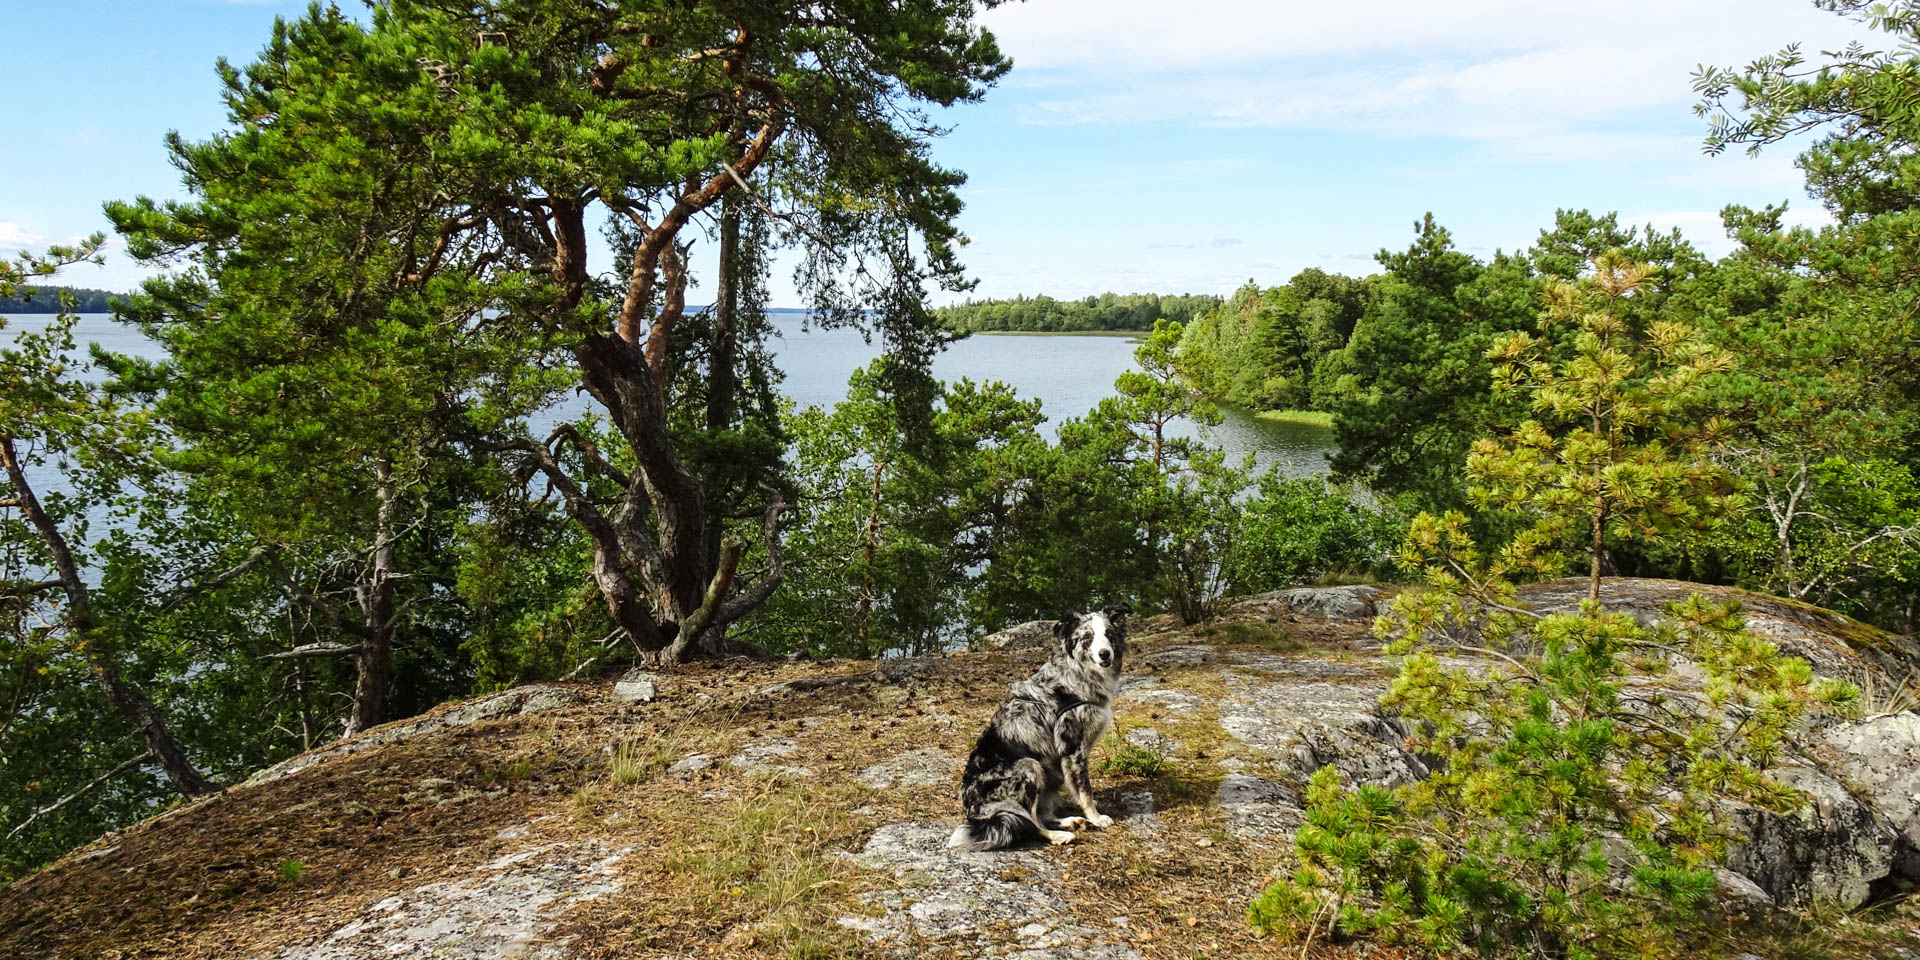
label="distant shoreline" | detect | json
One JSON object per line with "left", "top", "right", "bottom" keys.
{"left": 961, "top": 329, "right": 1146, "bottom": 338}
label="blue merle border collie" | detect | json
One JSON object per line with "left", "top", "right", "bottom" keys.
{"left": 948, "top": 604, "right": 1131, "bottom": 851}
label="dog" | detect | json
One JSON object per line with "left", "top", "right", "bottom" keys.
{"left": 948, "top": 604, "right": 1131, "bottom": 851}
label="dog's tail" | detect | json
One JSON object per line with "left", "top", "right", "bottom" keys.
{"left": 946, "top": 808, "right": 1042, "bottom": 852}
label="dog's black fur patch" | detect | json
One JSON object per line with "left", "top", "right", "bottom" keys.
{"left": 949, "top": 604, "right": 1131, "bottom": 851}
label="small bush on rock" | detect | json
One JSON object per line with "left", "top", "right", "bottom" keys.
{"left": 1252, "top": 545, "right": 1855, "bottom": 957}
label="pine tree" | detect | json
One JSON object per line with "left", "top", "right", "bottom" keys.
{"left": 1251, "top": 254, "right": 1858, "bottom": 959}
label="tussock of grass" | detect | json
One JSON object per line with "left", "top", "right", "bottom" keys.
{"left": 652, "top": 782, "right": 868, "bottom": 958}
{"left": 609, "top": 740, "right": 647, "bottom": 785}
{"left": 1195, "top": 620, "right": 1304, "bottom": 654}
{"left": 1850, "top": 667, "right": 1920, "bottom": 718}
{"left": 1102, "top": 741, "right": 1170, "bottom": 778}
{"left": 1694, "top": 896, "right": 1920, "bottom": 959}
{"left": 1253, "top": 408, "right": 1334, "bottom": 428}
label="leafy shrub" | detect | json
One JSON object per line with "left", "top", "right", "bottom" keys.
{"left": 1225, "top": 472, "right": 1402, "bottom": 592}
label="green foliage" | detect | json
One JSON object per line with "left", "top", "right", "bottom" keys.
{"left": 1676, "top": 2, "right": 1920, "bottom": 631}
{"left": 763, "top": 318, "right": 1402, "bottom": 651}
{"left": 1179, "top": 270, "right": 1374, "bottom": 412}
{"left": 1101, "top": 741, "right": 1170, "bottom": 778}
{"left": 1251, "top": 251, "right": 1858, "bottom": 957}
{"left": 1696, "top": 455, "right": 1920, "bottom": 632}
{"left": 1326, "top": 214, "right": 1537, "bottom": 508}
{"left": 1695, "top": 1, "right": 1920, "bottom": 221}
{"left": 1475, "top": 252, "right": 1743, "bottom": 595}
{"left": 1085, "top": 319, "right": 1246, "bottom": 623}
{"left": 762, "top": 356, "right": 1159, "bottom": 656}
{"left": 1254, "top": 523, "right": 1854, "bottom": 957}
{"left": 937, "top": 292, "right": 1220, "bottom": 333}
{"left": 3, "top": 240, "right": 218, "bottom": 878}
{"left": 1224, "top": 473, "right": 1403, "bottom": 593}
{"left": 1327, "top": 212, "right": 1711, "bottom": 514}
{"left": 454, "top": 509, "right": 604, "bottom": 691}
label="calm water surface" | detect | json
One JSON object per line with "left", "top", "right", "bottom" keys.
{"left": 8, "top": 314, "right": 1336, "bottom": 478}
{"left": 774, "top": 322, "right": 1334, "bottom": 478}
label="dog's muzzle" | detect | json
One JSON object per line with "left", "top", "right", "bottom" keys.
{"left": 1096, "top": 650, "right": 1112, "bottom": 667}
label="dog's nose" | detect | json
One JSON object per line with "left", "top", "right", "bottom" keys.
{"left": 1097, "top": 651, "right": 1112, "bottom": 666}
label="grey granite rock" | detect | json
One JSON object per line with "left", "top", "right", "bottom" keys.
{"left": 1723, "top": 763, "right": 1899, "bottom": 907}
{"left": 271, "top": 842, "right": 626, "bottom": 960}
{"left": 858, "top": 749, "right": 960, "bottom": 790}
{"left": 1134, "top": 645, "right": 1214, "bottom": 668}
{"left": 1217, "top": 677, "right": 1425, "bottom": 788}
{"left": 1123, "top": 727, "right": 1179, "bottom": 755}
{"left": 1822, "top": 711, "right": 1920, "bottom": 879}
{"left": 610, "top": 670, "right": 659, "bottom": 703}
{"left": 728, "top": 736, "right": 810, "bottom": 777}
{"left": 840, "top": 822, "right": 1141, "bottom": 960}
{"left": 1117, "top": 684, "right": 1203, "bottom": 715}
{"left": 1258, "top": 584, "right": 1392, "bottom": 621}
{"left": 1713, "top": 868, "right": 1775, "bottom": 914}
{"left": 981, "top": 620, "right": 1058, "bottom": 651}
{"left": 1114, "top": 790, "right": 1163, "bottom": 839}
{"left": 1515, "top": 578, "right": 1920, "bottom": 681}
{"left": 1214, "top": 774, "right": 1303, "bottom": 839}
{"left": 665, "top": 753, "right": 714, "bottom": 776}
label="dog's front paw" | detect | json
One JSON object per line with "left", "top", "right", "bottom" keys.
{"left": 1053, "top": 816, "right": 1089, "bottom": 830}
{"left": 1086, "top": 812, "right": 1114, "bottom": 829}
{"left": 1044, "top": 829, "right": 1077, "bottom": 845}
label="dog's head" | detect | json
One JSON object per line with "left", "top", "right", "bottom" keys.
{"left": 1053, "top": 603, "right": 1131, "bottom": 672}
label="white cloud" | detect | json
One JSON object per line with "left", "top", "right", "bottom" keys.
{"left": 984, "top": 0, "right": 1862, "bottom": 75}
{"left": 983, "top": 0, "right": 1877, "bottom": 152}
{"left": 0, "top": 222, "right": 44, "bottom": 253}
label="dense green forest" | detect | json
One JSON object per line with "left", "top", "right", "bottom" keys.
{"left": 1164, "top": 197, "right": 1920, "bottom": 634}
{"left": 5, "top": 1, "right": 1920, "bottom": 955}
{"left": 0, "top": 286, "right": 120, "bottom": 313}
{"left": 1176, "top": 269, "right": 1374, "bottom": 411}
{"left": 936, "top": 291, "right": 1219, "bottom": 331}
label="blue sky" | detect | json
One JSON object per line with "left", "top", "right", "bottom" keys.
{"left": 1, "top": 0, "right": 1877, "bottom": 304}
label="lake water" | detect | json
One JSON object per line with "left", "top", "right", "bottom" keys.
{"left": 6, "top": 314, "right": 1336, "bottom": 478}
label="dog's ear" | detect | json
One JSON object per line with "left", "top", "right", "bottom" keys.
{"left": 1052, "top": 613, "right": 1080, "bottom": 653}
{"left": 1103, "top": 602, "right": 1132, "bottom": 623}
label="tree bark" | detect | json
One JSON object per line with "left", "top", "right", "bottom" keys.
{"left": 343, "top": 458, "right": 399, "bottom": 736}
{"left": 701, "top": 189, "right": 745, "bottom": 571}
{"left": 0, "top": 434, "right": 219, "bottom": 797}
{"left": 503, "top": 25, "right": 791, "bottom": 660}
{"left": 574, "top": 332, "right": 712, "bottom": 624}
{"left": 855, "top": 461, "right": 888, "bottom": 658}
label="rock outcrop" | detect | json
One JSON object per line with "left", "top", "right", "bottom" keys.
{"left": 1821, "top": 712, "right": 1920, "bottom": 879}
{"left": 1232, "top": 584, "right": 1393, "bottom": 622}
{"left": 246, "top": 685, "right": 587, "bottom": 787}
{"left": 4, "top": 577, "right": 1915, "bottom": 959}
{"left": 979, "top": 618, "right": 1057, "bottom": 650}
